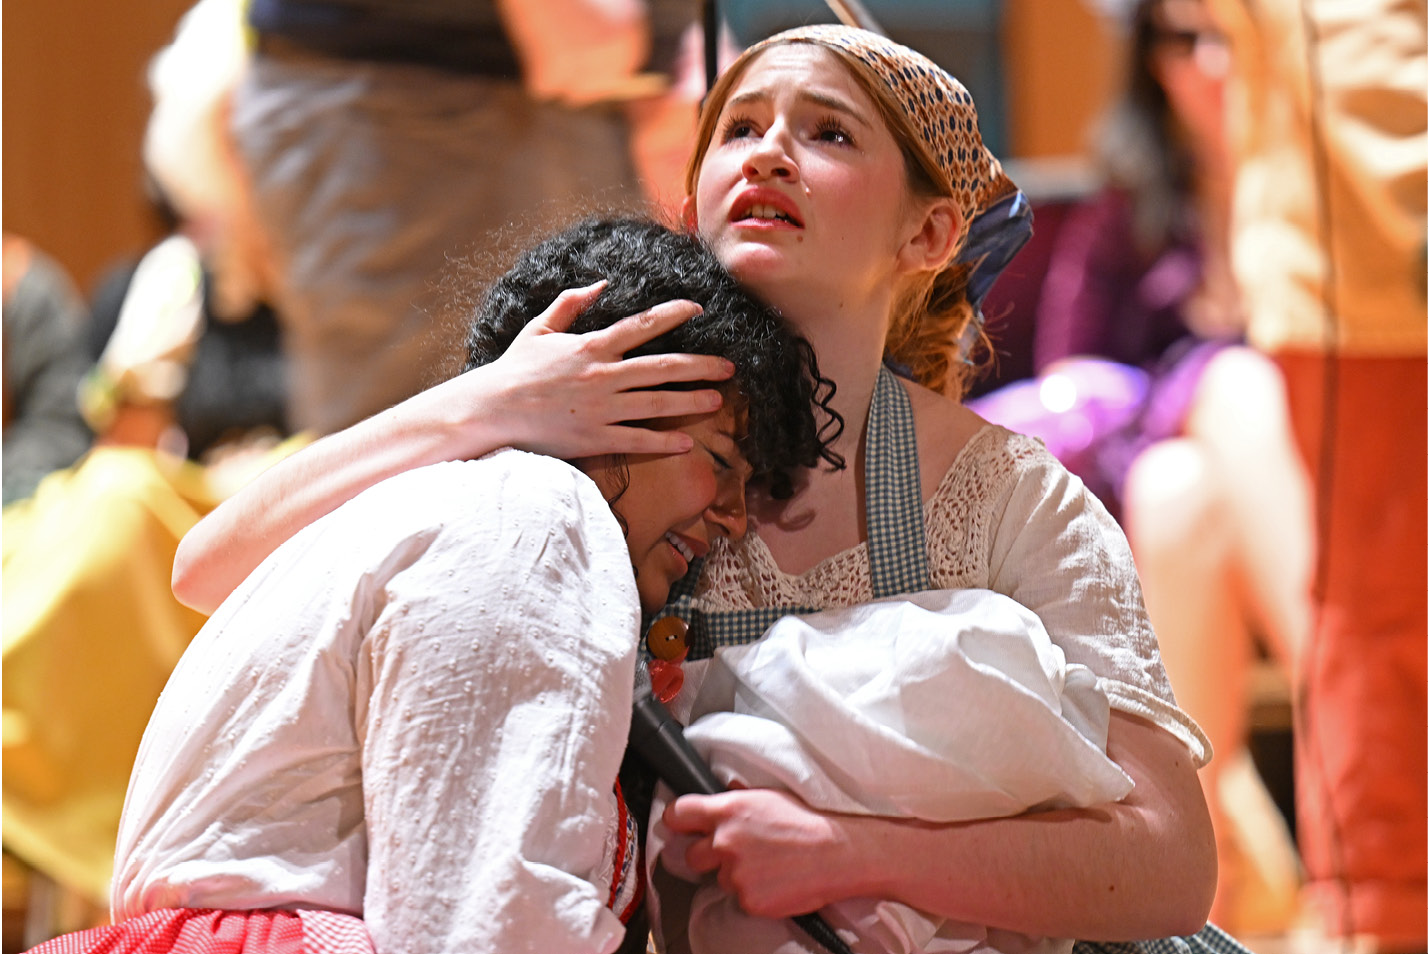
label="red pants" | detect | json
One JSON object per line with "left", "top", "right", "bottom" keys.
{"left": 1279, "top": 352, "right": 1427, "bottom": 949}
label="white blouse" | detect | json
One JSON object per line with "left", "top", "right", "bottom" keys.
{"left": 694, "top": 424, "right": 1210, "bottom": 765}
{"left": 112, "top": 451, "right": 642, "bottom": 954}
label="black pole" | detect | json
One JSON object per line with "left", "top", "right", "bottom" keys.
{"left": 702, "top": 0, "right": 719, "bottom": 99}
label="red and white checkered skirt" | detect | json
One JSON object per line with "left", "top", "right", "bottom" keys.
{"left": 24, "top": 908, "right": 374, "bottom": 954}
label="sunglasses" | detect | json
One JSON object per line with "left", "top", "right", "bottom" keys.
{"left": 1151, "top": 27, "right": 1228, "bottom": 57}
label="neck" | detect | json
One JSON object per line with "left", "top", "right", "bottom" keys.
{"left": 745, "top": 284, "right": 902, "bottom": 571}
{"left": 767, "top": 284, "right": 895, "bottom": 462}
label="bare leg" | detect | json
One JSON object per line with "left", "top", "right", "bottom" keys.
{"left": 1182, "top": 346, "right": 1312, "bottom": 666}
{"left": 1122, "top": 346, "right": 1312, "bottom": 929}
{"left": 1124, "top": 436, "right": 1253, "bottom": 926}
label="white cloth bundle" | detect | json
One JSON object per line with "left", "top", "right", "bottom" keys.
{"left": 651, "top": 589, "right": 1135, "bottom": 954}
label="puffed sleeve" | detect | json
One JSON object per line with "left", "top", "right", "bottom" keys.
{"left": 355, "top": 452, "right": 640, "bottom": 954}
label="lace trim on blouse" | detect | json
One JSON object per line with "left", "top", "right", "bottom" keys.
{"left": 692, "top": 424, "right": 1212, "bottom": 764}
{"left": 697, "top": 424, "right": 1037, "bottom": 610}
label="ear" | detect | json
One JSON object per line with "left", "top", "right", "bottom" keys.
{"left": 896, "top": 198, "right": 962, "bottom": 275}
{"left": 680, "top": 195, "right": 699, "bottom": 234}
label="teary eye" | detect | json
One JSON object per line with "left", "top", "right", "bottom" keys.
{"left": 814, "top": 118, "right": 854, "bottom": 145}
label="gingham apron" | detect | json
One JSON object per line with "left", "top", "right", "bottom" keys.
{"left": 657, "top": 364, "right": 927, "bottom": 659}
{"left": 651, "top": 363, "right": 1252, "bottom": 954}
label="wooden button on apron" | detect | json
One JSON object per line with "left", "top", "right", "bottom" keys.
{"left": 646, "top": 615, "right": 688, "bottom": 661}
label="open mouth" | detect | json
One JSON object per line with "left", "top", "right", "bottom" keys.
{"left": 664, "top": 532, "right": 696, "bottom": 564}
{"left": 736, "top": 203, "right": 800, "bottom": 225}
{"left": 731, "top": 192, "right": 804, "bottom": 228}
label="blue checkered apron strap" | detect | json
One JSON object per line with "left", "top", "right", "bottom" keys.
{"left": 1072, "top": 923, "right": 1256, "bottom": 954}
{"left": 655, "top": 365, "right": 929, "bottom": 660}
{"left": 865, "top": 365, "right": 930, "bottom": 599}
{"left": 656, "top": 554, "right": 823, "bottom": 661}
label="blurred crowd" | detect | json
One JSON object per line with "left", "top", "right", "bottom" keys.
{"left": 3, "top": 0, "right": 1424, "bottom": 951}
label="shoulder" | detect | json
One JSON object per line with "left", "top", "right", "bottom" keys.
{"left": 924, "top": 421, "right": 1063, "bottom": 517}
{"left": 922, "top": 416, "right": 1128, "bottom": 584}
{"left": 902, "top": 375, "right": 1093, "bottom": 560}
{"left": 377, "top": 447, "right": 581, "bottom": 491}
{"left": 280, "top": 450, "right": 624, "bottom": 589}
{"left": 339, "top": 450, "right": 636, "bottom": 642}
{"left": 905, "top": 371, "right": 1067, "bottom": 511}
{"left": 355, "top": 449, "right": 608, "bottom": 527}
{"left": 903, "top": 378, "right": 994, "bottom": 502}
{"left": 940, "top": 421, "right": 1116, "bottom": 552}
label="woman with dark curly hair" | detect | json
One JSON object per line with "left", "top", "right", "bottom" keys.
{"left": 33, "top": 216, "right": 839, "bottom": 954}
{"left": 464, "top": 216, "right": 841, "bottom": 505}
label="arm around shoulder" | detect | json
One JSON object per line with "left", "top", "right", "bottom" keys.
{"left": 172, "top": 288, "right": 731, "bottom": 614}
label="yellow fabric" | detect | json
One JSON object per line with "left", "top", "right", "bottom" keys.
{"left": 2, "top": 441, "right": 304, "bottom": 906}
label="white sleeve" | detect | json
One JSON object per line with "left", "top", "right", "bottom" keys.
{"left": 983, "top": 443, "right": 1211, "bottom": 765}
{"left": 356, "top": 454, "right": 640, "bottom": 954}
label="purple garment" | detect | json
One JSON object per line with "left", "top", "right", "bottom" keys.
{"left": 967, "top": 359, "right": 1149, "bottom": 511}
{"left": 969, "top": 188, "right": 1238, "bottom": 520}
{"left": 1033, "top": 188, "right": 1202, "bottom": 371}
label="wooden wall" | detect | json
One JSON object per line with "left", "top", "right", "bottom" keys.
{"left": 1004, "top": 0, "right": 1122, "bottom": 159}
{"left": 3, "top": 0, "right": 195, "bottom": 294}
{"left": 1, "top": 0, "right": 1122, "bottom": 296}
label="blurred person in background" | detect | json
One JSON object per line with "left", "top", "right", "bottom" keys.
{"left": 1202, "top": 0, "right": 1427, "bottom": 948}
{"left": 80, "top": 0, "right": 289, "bottom": 474}
{"left": 2, "top": 235, "right": 94, "bottom": 505}
{"left": 3, "top": 1, "right": 295, "bottom": 938}
{"left": 233, "top": 0, "right": 701, "bottom": 435}
{"left": 969, "top": 0, "right": 1312, "bottom": 929}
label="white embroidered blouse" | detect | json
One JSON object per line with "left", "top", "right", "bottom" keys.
{"left": 692, "top": 424, "right": 1210, "bottom": 764}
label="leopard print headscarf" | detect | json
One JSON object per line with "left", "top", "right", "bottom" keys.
{"left": 718, "top": 25, "right": 1032, "bottom": 305}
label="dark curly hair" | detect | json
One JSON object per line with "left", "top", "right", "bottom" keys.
{"left": 463, "top": 216, "right": 843, "bottom": 497}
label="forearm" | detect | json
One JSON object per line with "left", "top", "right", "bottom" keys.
{"left": 854, "top": 806, "right": 1203, "bottom": 936}
{"left": 172, "top": 290, "right": 726, "bottom": 613}
{"left": 676, "top": 712, "right": 1215, "bottom": 940}
{"left": 172, "top": 375, "right": 512, "bottom": 613}
{"left": 843, "top": 713, "right": 1214, "bottom": 938}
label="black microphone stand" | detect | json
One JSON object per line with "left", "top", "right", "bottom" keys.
{"left": 628, "top": 661, "right": 856, "bottom": 954}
